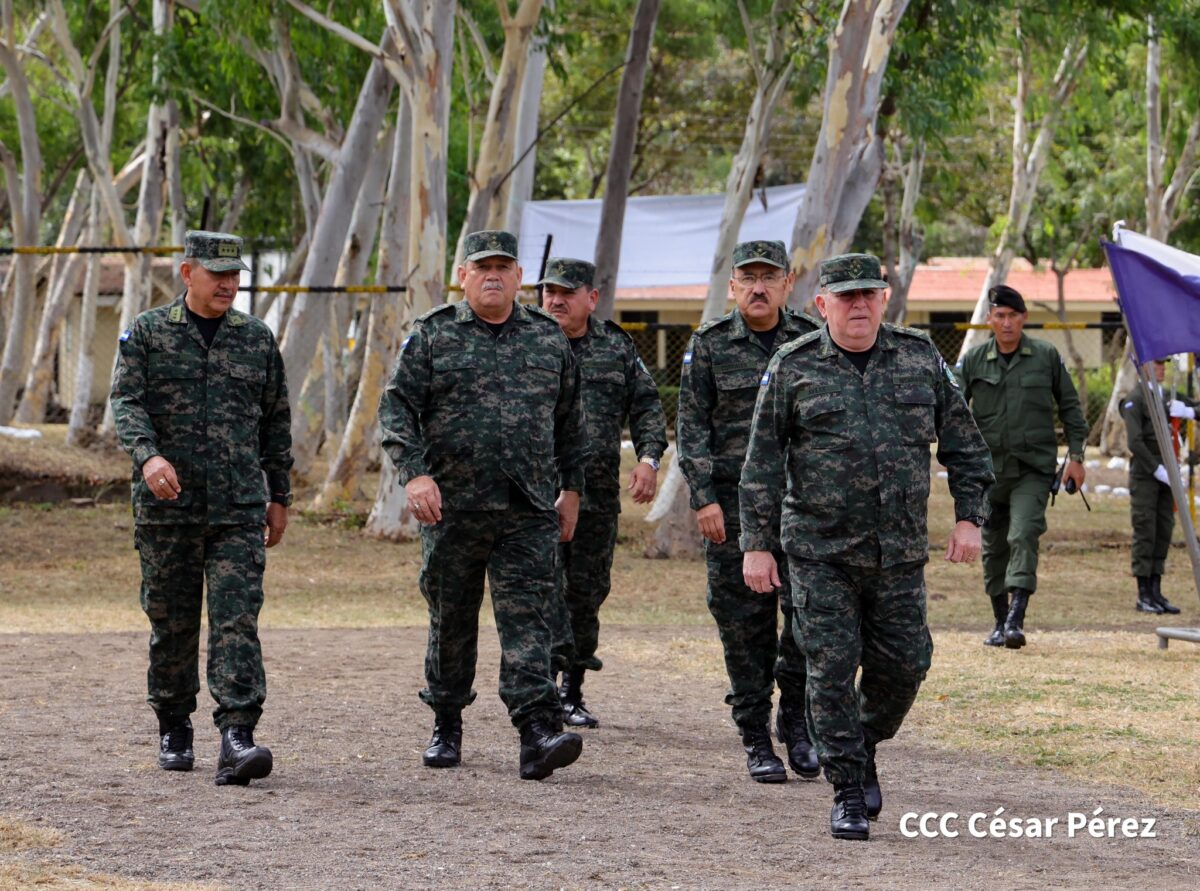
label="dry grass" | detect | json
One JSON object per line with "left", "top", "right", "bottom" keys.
{"left": 0, "top": 818, "right": 63, "bottom": 852}
{"left": 0, "top": 424, "right": 127, "bottom": 488}
{"left": 0, "top": 864, "right": 216, "bottom": 890}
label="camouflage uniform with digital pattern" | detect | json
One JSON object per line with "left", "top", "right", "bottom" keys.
{"left": 536, "top": 258, "right": 668, "bottom": 673}
{"left": 110, "top": 230, "right": 293, "bottom": 732}
{"left": 378, "top": 244, "right": 589, "bottom": 728}
{"left": 675, "top": 240, "right": 820, "bottom": 731}
{"left": 740, "top": 314, "right": 993, "bottom": 786}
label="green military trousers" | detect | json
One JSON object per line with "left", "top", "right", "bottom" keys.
{"left": 549, "top": 508, "right": 620, "bottom": 674}
{"left": 136, "top": 523, "right": 267, "bottom": 731}
{"left": 982, "top": 469, "right": 1053, "bottom": 598}
{"left": 788, "top": 557, "right": 932, "bottom": 787}
{"left": 705, "top": 492, "right": 807, "bottom": 730}
{"left": 1129, "top": 471, "right": 1175, "bottom": 577}
{"left": 417, "top": 501, "right": 563, "bottom": 729}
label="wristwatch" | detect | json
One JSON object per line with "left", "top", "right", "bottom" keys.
{"left": 639, "top": 455, "right": 661, "bottom": 471}
{"left": 270, "top": 492, "right": 294, "bottom": 507}
{"left": 1068, "top": 452, "right": 1085, "bottom": 463}
{"left": 963, "top": 515, "right": 986, "bottom": 528}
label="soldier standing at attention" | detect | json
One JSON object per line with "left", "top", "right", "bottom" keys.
{"left": 676, "top": 240, "right": 820, "bottom": 784}
{"left": 741, "top": 253, "right": 993, "bottom": 841}
{"left": 1120, "top": 358, "right": 1195, "bottom": 614}
{"left": 539, "top": 257, "right": 668, "bottom": 727}
{"left": 958, "top": 285, "right": 1089, "bottom": 649}
{"left": 111, "top": 230, "right": 293, "bottom": 786}
{"left": 379, "top": 230, "right": 590, "bottom": 780}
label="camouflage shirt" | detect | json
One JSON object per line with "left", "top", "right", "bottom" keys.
{"left": 739, "top": 324, "right": 994, "bottom": 567}
{"left": 958, "top": 334, "right": 1089, "bottom": 477}
{"left": 379, "top": 300, "right": 588, "bottom": 512}
{"left": 110, "top": 295, "right": 293, "bottom": 526}
{"left": 571, "top": 317, "right": 667, "bottom": 513}
{"left": 676, "top": 308, "right": 820, "bottom": 509}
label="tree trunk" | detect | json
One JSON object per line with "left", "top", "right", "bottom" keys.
{"left": 593, "top": 0, "right": 662, "bottom": 321}
{"left": 882, "top": 137, "right": 925, "bottom": 324}
{"left": 786, "top": 0, "right": 909, "bottom": 310}
{"left": 644, "top": 450, "right": 702, "bottom": 559}
{"left": 455, "top": 0, "right": 544, "bottom": 259}
{"left": 67, "top": 190, "right": 104, "bottom": 447}
{"left": 14, "top": 172, "right": 92, "bottom": 422}
{"left": 956, "top": 30, "right": 1088, "bottom": 360}
{"left": 504, "top": 34, "right": 548, "bottom": 235}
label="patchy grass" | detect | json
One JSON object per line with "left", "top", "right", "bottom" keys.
{"left": 0, "top": 864, "right": 216, "bottom": 890}
{"left": 0, "top": 817, "right": 63, "bottom": 852}
{"left": 0, "top": 424, "right": 128, "bottom": 488}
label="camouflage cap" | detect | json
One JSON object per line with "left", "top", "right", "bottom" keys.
{"left": 183, "top": 229, "right": 250, "bottom": 273}
{"left": 733, "top": 240, "right": 788, "bottom": 270}
{"left": 538, "top": 257, "right": 595, "bottom": 289}
{"left": 819, "top": 253, "right": 888, "bottom": 293}
{"left": 464, "top": 229, "right": 518, "bottom": 262}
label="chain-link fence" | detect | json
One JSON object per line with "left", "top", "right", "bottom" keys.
{"left": 619, "top": 321, "right": 1136, "bottom": 440}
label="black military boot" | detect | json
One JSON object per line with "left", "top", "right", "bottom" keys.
{"left": 559, "top": 667, "right": 599, "bottom": 728}
{"left": 157, "top": 717, "right": 194, "bottom": 772}
{"left": 830, "top": 783, "right": 870, "bottom": 841}
{"left": 422, "top": 712, "right": 462, "bottom": 768}
{"left": 1135, "top": 576, "right": 1163, "bottom": 613}
{"left": 214, "top": 725, "right": 273, "bottom": 786}
{"left": 741, "top": 726, "right": 787, "bottom": 784}
{"left": 1003, "top": 588, "right": 1031, "bottom": 649}
{"left": 984, "top": 594, "right": 1008, "bottom": 646}
{"left": 1150, "top": 575, "right": 1181, "bottom": 614}
{"left": 774, "top": 699, "right": 819, "bottom": 778}
{"left": 863, "top": 750, "right": 882, "bottom": 820}
{"left": 518, "top": 720, "right": 582, "bottom": 780}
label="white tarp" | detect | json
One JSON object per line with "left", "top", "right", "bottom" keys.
{"left": 518, "top": 183, "right": 806, "bottom": 288}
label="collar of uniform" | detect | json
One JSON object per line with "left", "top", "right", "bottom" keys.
{"left": 730, "top": 306, "right": 784, "bottom": 341}
{"left": 815, "top": 323, "right": 892, "bottom": 358}
{"left": 984, "top": 333, "right": 1031, "bottom": 361}
{"left": 453, "top": 299, "right": 528, "bottom": 325}
{"left": 169, "top": 293, "right": 246, "bottom": 328}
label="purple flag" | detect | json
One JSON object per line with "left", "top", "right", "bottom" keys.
{"left": 1103, "top": 233, "right": 1200, "bottom": 362}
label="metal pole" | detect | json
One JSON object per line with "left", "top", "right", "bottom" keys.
{"left": 536, "top": 234, "right": 552, "bottom": 308}
{"left": 1134, "top": 360, "right": 1200, "bottom": 606}
{"left": 249, "top": 245, "right": 259, "bottom": 318}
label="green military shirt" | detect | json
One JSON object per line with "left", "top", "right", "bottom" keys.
{"left": 958, "top": 334, "right": 1089, "bottom": 477}
{"left": 739, "top": 324, "right": 994, "bottom": 567}
{"left": 379, "top": 300, "right": 588, "bottom": 512}
{"left": 571, "top": 318, "right": 667, "bottom": 514}
{"left": 110, "top": 295, "right": 293, "bottom": 526}
{"left": 1120, "top": 384, "right": 1197, "bottom": 477}
{"left": 676, "top": 308, "right": 820, "bottom": 510}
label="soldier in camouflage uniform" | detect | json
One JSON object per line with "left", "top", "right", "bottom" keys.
{"left": 676, "top": 240, "right": 820, "bottom": 784}
{"left": 958, "top": 285, "right": 1089, "bottom": 649}
{"left": 539, "top": 257, "right": 668, "bottom": 727}
{"left": 110, "top": 230, "right": 292, "bottom": 787}
{"left": 1120, "top": 359, "right": 1195, "bottom": 614}
{"left": 379, "top": 230, "right": 590, "bottom": 781}
{"left": 741, "top": 253, "right": 993, "bottom": 841}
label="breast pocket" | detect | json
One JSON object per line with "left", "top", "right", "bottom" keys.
{"left": 1021, "top": 375, "right": 1054, "bottom": 410}
{"left": 226, "top": 362, "right": 267, "bottom": 419}
{"left": 431, "top": 351, "right": 480, "bottom": 401}
{"left": 894, "top": 380, "right": 936, "bottom": 444}
{"left": 796, "top": 391, "right": 850, "bottom": 450}
{"left": 146, "top": 354, "right": 204, "bottom": 416}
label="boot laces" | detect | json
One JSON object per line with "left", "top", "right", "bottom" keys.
{"left": 836, "top": 785, "right": 868, "bottom": 819}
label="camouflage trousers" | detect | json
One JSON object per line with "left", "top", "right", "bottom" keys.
{"left": 982, "top": 469, "right": 1052, "bottom": 597}
{"left": 135, "top": 523, "right": 267, "bottom": 731}
{"left": 1129, "top": 471, "right": 1174, "bottom": 577}
{"left": 548, "top": 509, "right": 619, "bottom": 674}
{"left": 418, "top": 502, "right": 563, "bottom": 729}
{"left": 705, "top": 504, "right": 807, "bottom": 729}
{"left": 788, "top": 557, "right": 932, "bottom": 787}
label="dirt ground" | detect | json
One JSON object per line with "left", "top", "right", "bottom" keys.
{"left": 1, "top": 625, "right": 1197, "bottom": 890}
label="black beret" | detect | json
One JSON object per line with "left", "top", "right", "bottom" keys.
{"left": 988, "top": 284, "right": 1026, "bottom": 314}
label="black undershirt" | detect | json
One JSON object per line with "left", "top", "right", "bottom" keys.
{"left": 750, "top": 317, "right": 782, "bottom": 353}
{"left": 187, "top": 307, "right": 224, "bottom": 348}
{"left": 483, "top": 318, "right": 509, "bottom": 337}
{"left": 836, "top": 338, "right": 878, "bottom": 374}
{"left": 568, "top": 335, "right": 586, "bottom": 351}
{"left": 999, "top": 347, "right": 1019, "bottom": 366}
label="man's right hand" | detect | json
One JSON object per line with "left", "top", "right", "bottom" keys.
{"left": 696, "top": 503, "right": 725, "bottom": 544}
{"left": 743, "top": 550, "right": 781, "bottom": 594}
{"left": 142, "top": 456, "right": 181, "bottom": 501}
{"left": 406, "top": 475, "right": 443, "bottom": 524}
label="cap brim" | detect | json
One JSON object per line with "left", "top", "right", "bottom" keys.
{"left": 465, "top": 249, "right": 518, "bottom": 262}
{"left": 733, "top": 256, "right": 786, "bottom": 269}
{"left": 193, "top": 257, "right": 250, "bottom": 273}
{"left": 537, "top": 275, "right": 584, "bottom": 289}
{"left": 825, "top": 278, "right": 888, "bottom": 293}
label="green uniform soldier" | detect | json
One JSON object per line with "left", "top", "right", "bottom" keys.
{"left": 957, "top": 285, "right": 1089, "bottom": 649}
{"left": 110, "top": 230, "right": 293, "bottom": 787}
{"left": 741, "top": 253, "right": 993, "bottom": 841}
{"left": 379, "top": 230, "right": 590, "bottom": 780}
{"left": 1120, "top": 358, "right": 1195, "bottom": 614}
{"left": 676, "top": 239, "right": 820, "bottom": 784}
{"left": 539, "top": 257, "right": 668, "bottom": 727}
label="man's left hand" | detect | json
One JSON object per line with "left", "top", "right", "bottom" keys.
{"left": 945, "top": 520, "right": 981, "bottom": 564}
{"left": 628, "top": 462, "right": 657, "bottom": 503}
{"left": 265, "top": 503, "right": 288, "bottom": 548}
{"left": 1062, "top": 459, "right": 1086, "bottom": 492}
{"left": 556, "top": 490, "right": 581, "bottom": 542}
